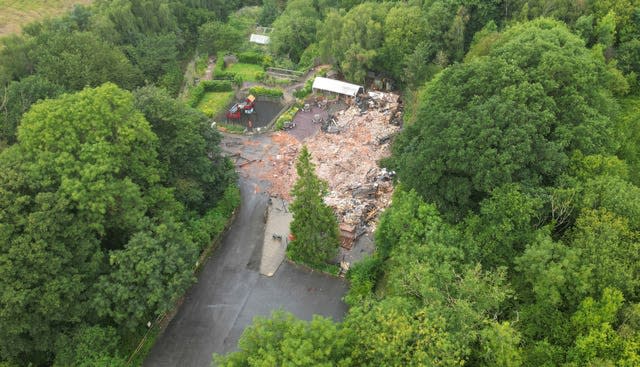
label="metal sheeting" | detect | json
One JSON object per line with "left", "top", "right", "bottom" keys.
{"left": 312, "top": 77, "right": 363, "bottom": 97}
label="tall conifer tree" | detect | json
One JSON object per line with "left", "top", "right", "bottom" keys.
{"left": 288, "top": 146, "right": 340, "bottom": 268}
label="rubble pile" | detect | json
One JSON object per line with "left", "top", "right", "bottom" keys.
{"left": 249, "top": 91, "right": 402, "bottom": 241}
{"left": 306, "top": 104, "right": 399, "bottom": 234}
{"left": 257, "top": 132, "right": 300, "bottom": 198}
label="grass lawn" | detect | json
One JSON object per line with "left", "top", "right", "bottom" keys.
{"left": 225, "top": 63, "right": 264, "bottom": 82}
{"left": 196, "top": 91, "right": 235, "bottom": 118}
{"left": 0, "top": 0, "right": 92, "bottom": 37}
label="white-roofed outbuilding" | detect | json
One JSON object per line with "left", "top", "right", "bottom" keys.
{"left": 312, "top": 77, "right": 364, "bottom": 97}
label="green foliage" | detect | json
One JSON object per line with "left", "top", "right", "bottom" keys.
{"left": 259, "top": 0, "right": 285, "bottom": 26}
{"left": 270, "top": 0, "right": 320, "bottom": 63}
{"left": 288, "top": 146, "right": 340, "bottom": 268}
{"left": 196, "top": 91, "right": 235, "bottom": 118}
{"left": 30, "top": 30, "right": 142, "bottom": 90}
{"left": 94, "top": 216, "right": 198, "bottom": 330}
{"left": 567, "top": 288, "right": 640, "bottom": 366}
{"left": 237, "top": 51, "right": 264, "bottom": 64}
{"left": 344, "top": 254, "right": 382, "bottom": 306}
{"left": 392, "top": 19, "right": 619, "bottom": 220}
{"left": 297, "top": 42, "right": 320, "bottom": 70}
{"left": 225, "top": 62, "right": 264, "bottom": 82}
{"left": 318, "top": 3, "right": 389, "bottom": 83}
{"left": 54, "top": 325, "right": 126, "bottom": 367}
{"left": 125, "top": 32, "right": 182, "bottom": 91}
{"left": 616, "top": 96, "right": 640, "bottom": 184}
{"left": 345, "top": 297, "right": 464, "bottom": 367}
{"left": 248, "top": 85, "right": 283, "bottom": 98}
{"left": 274, "top": 106, "right": 298, "bottom": 130}
{"left": 0, "top": 84, "right": 158, "bottom": 363}
{"left": 133, "top": 86, "right": 236, "bottom": 213}
{"left": 0, "top": 75, "right": 63, "bottom": 145}
{"left": 0, "top": 83, "right": 236, "bottom": 364}
{"left": 189, "top": 183, "right": 240, "bottom": 251}
{"left": 0, "top": 35, "right": 35, "bottom": 85}
{"left": 381, "top": 4, "right": 429, "bottom": 82}
{"left": 462, "top": 184, "right": 542, "bottom": 269}
{"left": 187, "top": 80, "right": 234, "bottom": 107}
{"left": 214, "top": 310, "right": 351, "bottom": 366}
{"left": 198, "top": 20, "right": 243, "bottom": 55}
{"left": 293, "top": 78, "right": 313, "bottom": 99}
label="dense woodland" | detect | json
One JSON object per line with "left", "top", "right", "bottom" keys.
{"left": 1, "top": 0, "right": 640, "bottom": 366}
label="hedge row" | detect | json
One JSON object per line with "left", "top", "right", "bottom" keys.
{"left": 274, "top": 105, "right": 299, "bottom": 130}
{"left": 237, "top": 51, "right": 274, "bottom": 68}
{"left": 189, "top": 182, "right": 241, "bottom": 252}
{"left": 248, "top": 86, "right": 283, "bottom": 98}
{"left": 188, "top": 80, "right": 234, "bottom": 107}
{"left": 293, "top": 78, "right": 314, "bottom": 99}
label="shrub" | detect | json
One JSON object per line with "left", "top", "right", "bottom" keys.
{"left": 293, "top": 78, "right": 313, "bottom": 99}
{"left": 233, "top": 74, "right": 243, "bottom": 87}
{"left": 189, "top": 183, "right": 240, "bottom": 250}
{"left": 237, "top": 51, "right": 263, "bottom": 65}
{"left": 248, "top": 86, "right": 283, "bottom": 98}
{"left": 202, "top": 80, "right": 233, "bottom": 92}
{"left": 261, "top": 54, "right": 274, "bottom": 68}
{"left": 187, "top": 83, "right": 206, "bottom": 107}
{"left": 215, "top": 53, "right": 225, "bottom": 72}
{"left": 344, "top": 255, "right": 382, "bottom": 306}
{"left": 274, "top": 105, "right": 298, "bottom": 130}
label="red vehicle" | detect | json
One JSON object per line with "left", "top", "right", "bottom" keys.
{"left": 225, "top": 95, "right": 256, "bottom": 121}
{"left": 226, "top": 104, "right": 242, "bottom": 121}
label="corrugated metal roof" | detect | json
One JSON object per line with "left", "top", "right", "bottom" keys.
{"left": 249, "top": 34, "right": 270, "bottom": 44}
{"left": 312, "top": 77, "right": 363, "bottom": 97}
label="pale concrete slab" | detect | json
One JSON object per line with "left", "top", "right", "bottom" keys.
{"left": 260, "top": 197, "right": 293, "bottom": 276}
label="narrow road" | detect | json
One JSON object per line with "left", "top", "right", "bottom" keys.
{"left": 143, "top": 176, "right": 349, "bottom": 367}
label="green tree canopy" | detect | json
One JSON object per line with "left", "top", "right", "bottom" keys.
{"left": 197, "top": 20, "right": 243, "bottom": 56}
{"left": 392, "top": 18, "right": 619, "bottom": 220}
{"left": 0, "top": 83, "right": 200, "bottom": 364}
{"left": 30, "top": 30, "right": 142, "bottom": 91}
{"left": 0, "top": 75, "right": 63, "bottom": 145}
{"left": 270, "top": 0, "right": 321, "bottom": 63}
{"left": 133, "top": 86, "right": 234, "bottom": 214}
{"left": 214, "top": 311, "right": 350, "bottom": 366}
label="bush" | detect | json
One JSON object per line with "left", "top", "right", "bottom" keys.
{"left": 202, "top": 80, "right": 233, "bottom": 92}
{"left": 53, "top": 325, "right": 126, "bottom": 367}
{"left": 344, "top": 255, "right": 383, "bottom": 306}
{"left": 215, "top": 53, "right": 225, "bottom": 72}
{"left": 261, "top": 54, "right": 274, "bottom": 68}
{"left": 298, "top": 43, "right": 320, "bottom": 70}
{"left": 187, "top": 83, "right": 206, "bottom": 107}
{"left": 274, "top": 106, "right": 298, "bottom": 130}
{"left": 189, "top": 183, "right": 240, "bottom": 250}
{"left": 233, "top": 74, "right": 243, "bottom": 86}
{"left": 293, "top": 78, "right": 313, "bottom": 99}
{"left": 248, "top": 86, "right": 283, "bottom": 98}
{"left": 237, "top": 51, "right": 263, "bottom": 65}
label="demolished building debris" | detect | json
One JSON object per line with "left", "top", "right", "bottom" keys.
{"left": 246, "top": 91, "right": 402, "bottom": 244}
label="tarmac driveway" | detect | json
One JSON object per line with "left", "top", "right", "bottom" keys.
{"left": 143, "top": 177, "right": 349, "bottom": 367}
